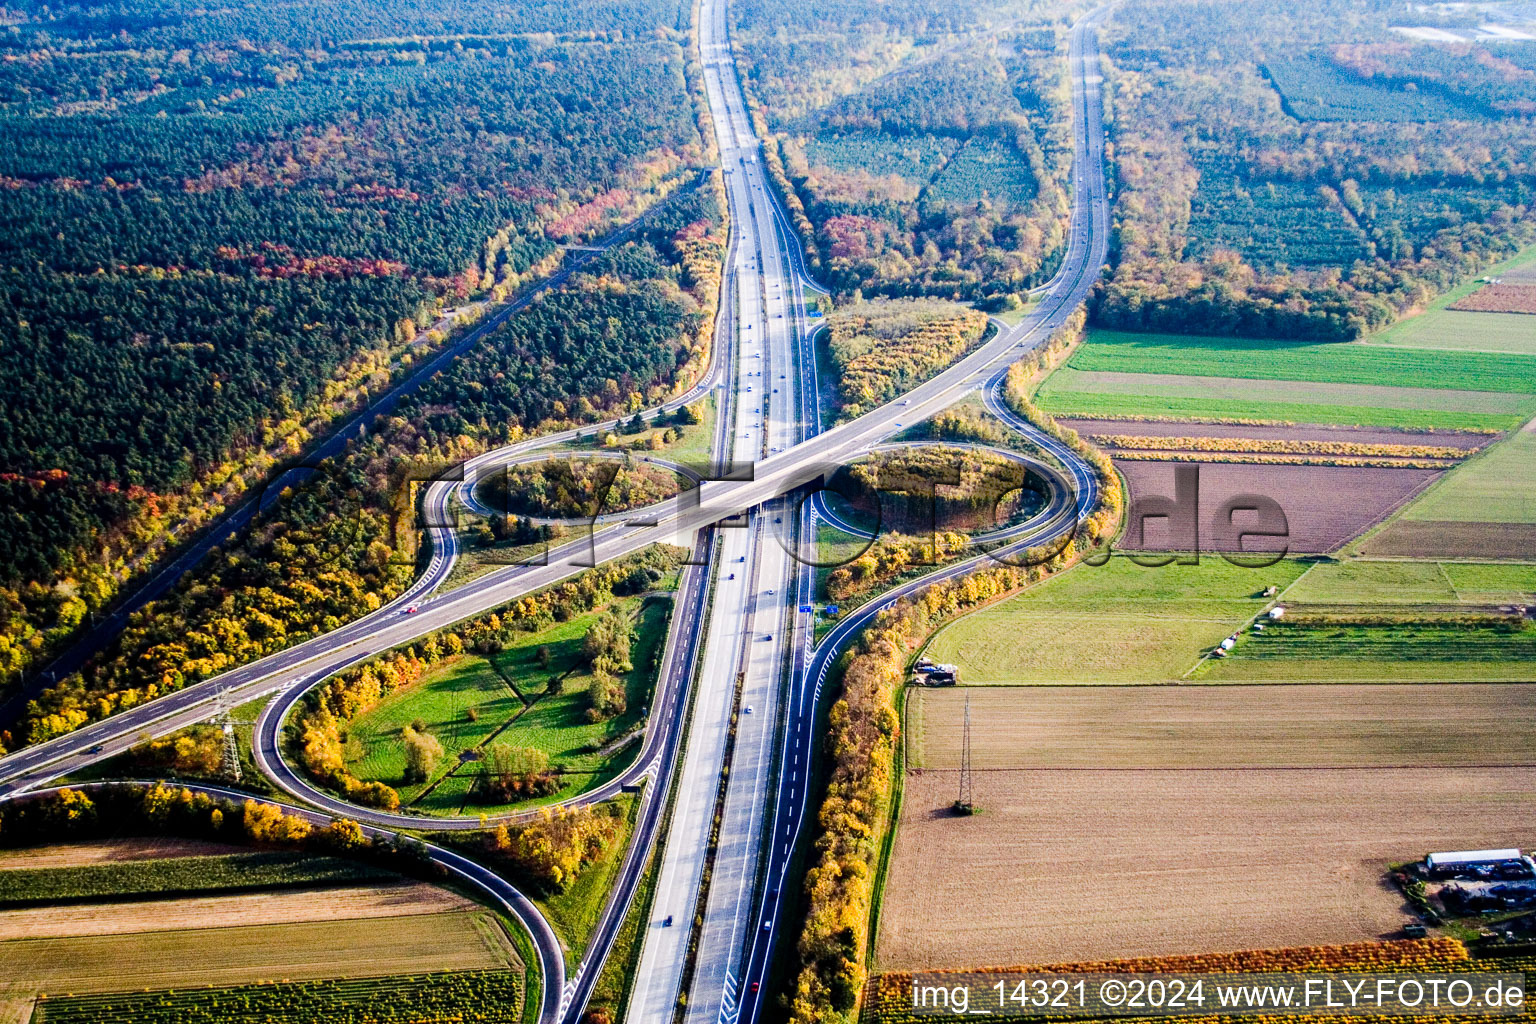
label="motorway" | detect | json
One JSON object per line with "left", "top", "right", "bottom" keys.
{"left": 0, "top": 1, "right": 1114, "bottom": 1021}
{"left": 626, "top": 0, "right": 804, "bottom": 1011}
{"left": 728, "top": 5, "right": 1114, "bottom": 1019}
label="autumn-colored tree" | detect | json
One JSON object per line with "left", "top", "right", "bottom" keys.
{"left": 582, "top": 611, "right": 632, "bottom": 673}
{"left": 402, "top": 726, "right": 444, "bottom": 783}
{"left": 242, "top": 800, "right": 312, "bottom": 844}
{"left": 493, "top": 804, "right": 620, "bottom": 891}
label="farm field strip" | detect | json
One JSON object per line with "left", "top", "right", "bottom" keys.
{"left": 1066, "top": 329, "right": 1536, "bottom": 394}
{"left": 1364, "top": 308, "right": 1536, "bottom": 354}
{"left": 1283, "top": 559, "right": 1536, "bottom": 605}
{"left": 1040, "top": 367, "right": 1536, "bottom": 415}
{"left": 1449, "top": 282, "right": 1536, "bottom": 315}
{"left": 878, "top": 768, "right": 1536, "bottom": 970}
{"left": 870, "top": 938, "right": 1523, "bottom": 1024}
{"left": 1358, "top": 521, "right": 1536, "bottom": 560}
{"left": 910, "top": 683, "right": 1536, "bottom": 770}
{"left": 1058, "top": 420, "right": 1492, "bottom": 451}
{"left": 1116, "top": 461, "right": 1440, "bottom": 554}
{"left": 0, "top": 851, "right": 391, "bottom": 906}
{"left": 1395, "top": 424, "right": 1536, "bottom": 524}
{"left": 0, "top": 910, "right": 515, "bottom": 994}
{"left": 0, "top": 882, "right": 475, "bottom": 940}
{"left": 35, "top": 970, "right": 524, "bottom": 1024}
{"left": 1088, "top": 433, "right": 1474, "bottom": 459}
{"left": 0, "top": 838, "right": 246, "bottom": 870}
{"left": 1037, "top": 390, "right": 1520, "bottom": 432}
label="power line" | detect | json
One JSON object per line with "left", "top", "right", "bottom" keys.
{"left": 956, "top": 692, "right": 974, "bottom": 814}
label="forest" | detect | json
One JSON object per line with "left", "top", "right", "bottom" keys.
{"left": 13, "top": 185, "right": 724, "bottom": 750}
{"left": 1094, "top": 0, "right": 1536, "bottom": 340}
{"left": 0, "top": 0, "right": 710, "bottom": 717}
{"left": 734, "top": 0, "right": 1077, "bottom": 301}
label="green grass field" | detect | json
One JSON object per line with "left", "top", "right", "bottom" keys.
{"left": 1284, "top": 559, "right": 1536, "bottom": 605}
{"left": 921, "top": 556, "right": 1308, "bottom": 684}
{"left": 1035, "top": 367, "right": 1529, "bottom": 431}
{"left": 1066, "top": 329, "right": 1536, "bottom": 395}
{"left": 1368, "top": 309, "right": 1536, "bottom": 355}
{"left": 1397, "top": 426, "right": 1536, "bottom": 523}
{"left": 346, "top": 595, "right": 672, "bottom": 815}
{"left": 1366, "top": 244, "right": 1536, "bottom": 355}
{"left": 1033, "top": 389, "right": 1519, "bottom": 431}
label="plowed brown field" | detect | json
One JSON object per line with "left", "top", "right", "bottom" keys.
{"left": 1450, "top": 283, "right": 1536, "bottom": 314}
{"left": 879, "top": 767, "right": 1536, "bottom": 970}
{"left": 1117, "top": 462, "right": 1440, "bottom": 553}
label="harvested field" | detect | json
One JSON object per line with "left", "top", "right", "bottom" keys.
{"left": 1450, "top": 283, "right": 1536, "bottom": 315}
{"left": 0, "top": 882, "right": 475, "bottom": 940}
{"left": 1058, "top": 420, "right": 1491, "bottom": 450}
{"left": 0, "top": 910, "right": 515, "bottom": 994}
{"left": 1117, "top": 461, "right": 1440, "bottom": 553}
{"left": 878, "top": 767, "right": 1536, "bottom": 970}
{"left": 908, "top": 684, "right": 1536, "bottom": 770}
{"left": 0, "top": 838, "right": 245, "bottom": 870}
{"left": 1358, "top": 520, "right": 1536, "bottom": 560}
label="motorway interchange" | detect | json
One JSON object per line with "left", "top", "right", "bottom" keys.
{"left": 0, "top": 3, "right": 1113, "bottom": 1023}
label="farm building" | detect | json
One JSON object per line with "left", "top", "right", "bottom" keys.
{"left": 1426, "top": 848, "right": 1535, "bottom": 879}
